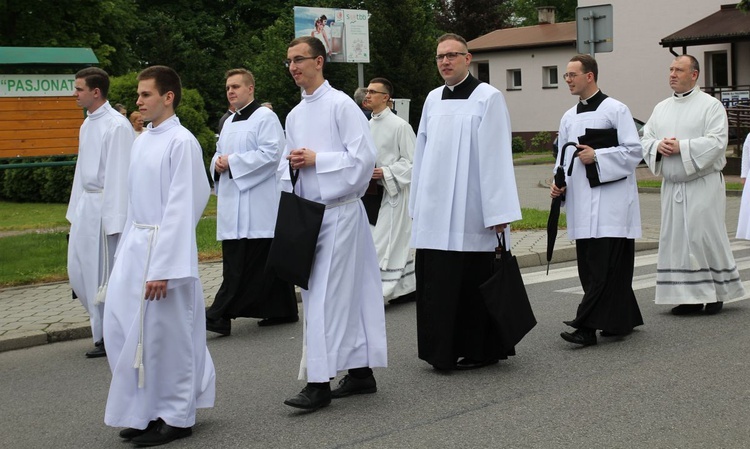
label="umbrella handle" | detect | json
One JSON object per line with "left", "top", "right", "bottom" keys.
{"left": 558, "top": 142, "right": 579, "bottom": 164}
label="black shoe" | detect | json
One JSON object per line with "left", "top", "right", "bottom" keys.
{"left": 560, "top": 329, "right": 597, "bottom": 346}
{"left": 119, "top": 420, "right": 159, "bottom": 440}
{"left": 455, "top": 358, "right": 499, "bottom": 370}
{"left": 388, "top": 292, "right": 416, "bottom": 305}
{"left": 671, "top": 304, "right": 704, "bottom": 315}
{"left": 130, "top": 419, "right": 192, "bottom": 446}
{"left": 206, "top": 316, "right": 231, "bottom": 336}
{"left": 331, "top": 374, "right": 377, "bottom": 398}
{"left": 704, "top": 301, "right": 724, "bottom": 315}
{"left": 258, "top": 316, "right": 299, "bottom": 327}
{"left": 283, "top": 385, "right": 331, "bottom": 410}
{"left": 85, "top": 340, "right": 106, "bottom": 358}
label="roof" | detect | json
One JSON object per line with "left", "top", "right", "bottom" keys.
{"left": 0, "top": 47, "right": 98, "bottom": 66}
{"left": 661, "top": 4, "right": 750, "bottom": 47}
{"left": 468, "top": 22, "right": 576, "bottom": 53}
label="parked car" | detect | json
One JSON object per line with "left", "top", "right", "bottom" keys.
{"left": 552, "top": 118, "right": 646, "bottom": 160}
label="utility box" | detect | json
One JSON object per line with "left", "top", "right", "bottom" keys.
{"left": 392, "top": 98, "right": 411, "bottom": 124}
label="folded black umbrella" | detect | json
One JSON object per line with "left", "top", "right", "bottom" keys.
{"left": 479, "top": 233, "right": 536, "bottom": 353}
{"left": 546, "top": 142, "right": 578, "bottom": 274}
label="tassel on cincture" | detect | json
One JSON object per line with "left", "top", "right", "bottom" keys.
{"left": 133, "top": 342, "right": 145, "bottom": 388}
{"left": 95, "top": 284, "right": 107, "bottom": 304}
{"left": 138, "top": 363, "right": 145, "bottom": 389}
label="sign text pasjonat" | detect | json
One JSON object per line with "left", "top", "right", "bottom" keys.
{"left": 0, "top": 75, "right": 75, "bottom": 97}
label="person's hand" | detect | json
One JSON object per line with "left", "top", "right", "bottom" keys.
{"left": 659, "top": 137, "right": 680, "bottom": 156}
{"left": 372, "top": 168, "right": 384, "bottom": 180}
{"left": 576, "top": 145, "right": 596, "bottom": 165}
{"left": 145, "top": 280, "right": 168, "bottom": 300}
{"left": 215, "top": 155, "right": 229, "bottom": 173}
{"left": 287, "top": 148, "right": 316, "bottom": 169}
{"left": 492, "top": 223, "right": 508, "bottom": 233}
{"left": 551, "top": 184, "right": 566, "bottom": 198}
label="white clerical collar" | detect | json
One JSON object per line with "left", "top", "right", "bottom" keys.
{"left": 371, "top": 107, "right": 390, "bottom": 119}
{"left": 446, "top": 72, "right": 470, "bottom": 91}
{"left": 579, "top": 90, "right": 600, "bottom": 106}
{"left": 673, "top": 87, "right": 696, "bottom": 98}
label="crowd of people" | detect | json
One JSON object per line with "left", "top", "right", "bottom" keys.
{"left": 65, "top": 32, "right": 746, "bottom": 446}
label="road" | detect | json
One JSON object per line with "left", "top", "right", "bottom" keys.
{"left": 2, "top": 242, "right": 750, "bottom": 448}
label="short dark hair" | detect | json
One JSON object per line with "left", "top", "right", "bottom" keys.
{"left": 137, "top": 65, "right": 182, "bottom": 110}
{"left": 75, "top": 67, "right": 110, "bottom": 98}
{"left": 437, "top": 33, "right": 468, "bottom": 51}
{"left": 369, "top": 77, "right": 394, "bottom": 97}
{"left": 677, "top": 54, "right": 700, "bottom": 73}
{"left": 569, "top": 54, "right": 599, "bottom": 82}
{"left": 288, "top": 36, "right": 326, "bottom": 70}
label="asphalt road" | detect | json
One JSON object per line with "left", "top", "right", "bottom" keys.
{"left": 2, "top": 244, "right": 750, "bottom": 449}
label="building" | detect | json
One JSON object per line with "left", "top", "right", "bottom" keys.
{"left": 467, "top": 1, "right": 742, "bottom": 142}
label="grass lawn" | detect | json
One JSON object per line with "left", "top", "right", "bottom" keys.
{"left": 0, "top": 196, "right": 560, "bottom": 287}
{"left": 637, "top": 180, "right": 742, "bottom": 191}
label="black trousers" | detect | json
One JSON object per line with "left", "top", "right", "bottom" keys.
{"left": 415, "top": 249, "right": 512, "bottom": 369}
{"left": 565, "top": 238, "right": 644, "bottom": 334}
{"left": 207, "top": 238, "right": 297, "bottom": 320}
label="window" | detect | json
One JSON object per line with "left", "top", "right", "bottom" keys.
{"left": 706, "top": 51, "right": 728, "bottom": 87}
{"left": 477, "top": 62, "right": 490, "bottom": 83}
{"left": 507, "top": 69, "right": 522, "bottom": 90}
{"left": 543, "top": 66, "right": 558, "bottom": 88}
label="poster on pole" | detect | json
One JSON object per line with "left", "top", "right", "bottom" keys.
{"left": 293, "top": 6, "right": 370, "bottom": 63}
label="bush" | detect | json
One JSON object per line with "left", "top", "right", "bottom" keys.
{"left": 0, "top": 156, "right": 76, "bottom": 203}
{"left": 511, "top": 136, "right": 526, "bottom": 153}
{"left": 530, "top": 131, "right": 553, "bottom": 153}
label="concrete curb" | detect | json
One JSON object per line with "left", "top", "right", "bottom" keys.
{"left": 0, "top": 244, "right": 661, "bottom": 354}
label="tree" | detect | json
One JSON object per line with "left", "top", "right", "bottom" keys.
{"left": 435, "top": 0, "right": 511, "bottom": 41}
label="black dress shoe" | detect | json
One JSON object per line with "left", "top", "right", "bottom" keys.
{"left": 388, "top": 292, "right": 416, "bottom": 305}
{"left": 119, "top": 420, "right": 158, "bottom": 440}
{"left": 206, "top": 317, "right": 231, "bottom": 336}
{"left": 85, "top": 340, "right": 106, "bottom": 358}
{"left": 284, "top": 385, "right": 331, "bottom": 410}
{"left": 331, "top": 374, "right": 377, "bottom": 398}
{"left": 560, "top": 328, "right": 597, "bottom": 346}
{"left": 704, "top": 301, "right": 724, "bottom": 315}
{"left": 455, "top": 358, "right": 499, "bottom": 370}
{"left": 671, "top": 304, "right": 704, "bottom": 315}
{"left": 130, "top": 419, "right": 192, "bottom": 447}
{"left": 258, "top": 316, "right": 299, "bottom": 327}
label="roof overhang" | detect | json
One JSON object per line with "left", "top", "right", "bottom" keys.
{"left": 0, "top": 47, "right": 99, "bottom": 66}
{"left": 468, "top": 22, "right": 576, "bottom": 54}
{"left": 661, "top": 4, "right": 750, "bottom": 48}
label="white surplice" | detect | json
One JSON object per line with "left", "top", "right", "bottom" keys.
{"left": 66, "top": 101, "right": 134, "bottom": 343}
{"left": 556, "top": 94, "right": 642, "bottom": 240}
{"left": 369, "top": 107, "right": 416, "bottom": 301}
{"left": 410, "top": 81, "right": 522, "bottom": 251}
{"left": 211, "top": 104, "right": 284, "bottom": 240}
{"left": 642, "top": 88, "right": 745, "bottom": 304}
{"left": 736, "top": 134, "right": 750, "bottom": 239}
{"left": 281, "top": 81, "right": 387, "bottom": 383}
{"left": 103, "top": 115, "right": 215, "bottom": 429}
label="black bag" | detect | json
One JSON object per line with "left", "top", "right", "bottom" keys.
{"left": 266, "top": 162, "right": 325, "bottom": 290}
{"left": 479, "top": 233, "right": 537, "bottom": 353}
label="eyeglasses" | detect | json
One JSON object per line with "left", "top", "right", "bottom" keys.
{"left": 562, "top": 72, "right": 588, "bottom": 80}
{"left": 435, "top": 52, "right": 467, "bottom": 62}
{"left": 284, "top": 56, "right": 317, "bottom": 68}
{"left": 365, "top": 89, "right": 388, "bottom": 96}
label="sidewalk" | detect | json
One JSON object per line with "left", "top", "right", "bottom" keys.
{"left": 0, "top": 163, "right": 737, "bottom": 353}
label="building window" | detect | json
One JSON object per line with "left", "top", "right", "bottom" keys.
{"left": 543, "top": 66, "right": 558, "bottom": 88}
{"left": 706, "top": 51, "right": 728, "bottom": 87}
{"left": 477, "top": 62, "right": 490, "bottom": 83}
{"left": 507, "top": 69, "right": 522, "bottom": 90}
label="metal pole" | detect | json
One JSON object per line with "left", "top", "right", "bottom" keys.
{"left": 358, "top": 63, "right": 364, "bottom": 88}
{"left": 589, "top": 10, "right": 596, "bottom": 57}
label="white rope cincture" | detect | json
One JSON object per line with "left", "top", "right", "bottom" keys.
{"left": 133, "top": 222, "right": 159, "bottom": 389}
{"left": 94, "top": 225, "right": 109, "bottom": 304}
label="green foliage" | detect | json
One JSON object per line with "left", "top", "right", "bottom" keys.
{"left": 530, "top": 131, "right": 553, "bottom": 153}
{"left": 435, "top": 0, "right": 511, "bottom": 41}
{"left": 108, "top": 73, "right": 139, "bottom": 116}
{"left": 0, "top": 232, "right": 68, "bottom": 287}
{"left": 512, "top": 136, "right": 526, "bottom": 153}
{"left": 514, "top": 207, "right": 565, "bottom": 230}
{"left": 177, "top": 88, "right": 217, "bottom": 171}
{"left": 509, "top": 0, "right": 577, "bottom": 26}
{"left": 0, "top": 157, "right": 75, "bottom": 203}
{"left": 0, "top": 201, "right": 69, "bottom": 231}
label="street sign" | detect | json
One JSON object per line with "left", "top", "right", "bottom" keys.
{"left": 576, "top": 4, "right": 613, "bottom": 56}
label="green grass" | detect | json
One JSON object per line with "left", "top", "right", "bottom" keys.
{"left": 637, "top": 180, "right": 742, "bottom": 191}
{"left": 0, "top": 201, "right": 70, "bottom": 231}
{"left": 515, "top": 207, "right": 565, "bottom": 230}
{"left": 0, "top": 232, "right": 68, "bottom": 286}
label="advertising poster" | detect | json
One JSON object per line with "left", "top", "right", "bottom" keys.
{"left": 293, "top": 6, "right": 369, "bottom": 63}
